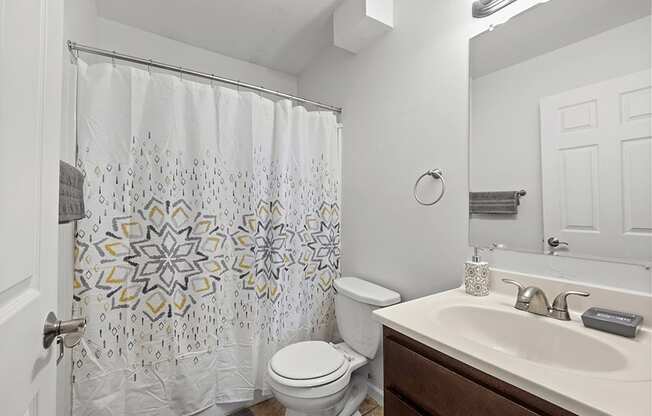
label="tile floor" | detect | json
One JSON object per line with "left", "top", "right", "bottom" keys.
{"left": 232, "top": 396, "right": 383, "bottom": 416}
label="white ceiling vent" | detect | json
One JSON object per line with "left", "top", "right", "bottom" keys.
{"left": 333, "top": 0, "right": 394, "bottom": 53}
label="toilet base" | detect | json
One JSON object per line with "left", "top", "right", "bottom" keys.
{"left": 282, "top": 370, "right": 368, "bottom": 416}
{"left": 335, "top": 373, "right": 367, "bottom": 416}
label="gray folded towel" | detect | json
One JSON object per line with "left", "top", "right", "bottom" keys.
{"left": 469, "top": 191, "right": 523, "bottom": 215}
{"left": 59, "top": 161, "right": 85, "bottom": 224}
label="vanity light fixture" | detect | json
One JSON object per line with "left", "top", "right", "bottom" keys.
{"left": 472, "top": 0, "right": 519, "bottom": 18}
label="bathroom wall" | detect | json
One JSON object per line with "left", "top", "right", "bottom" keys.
{"left": 470, "top": 16, "right": 651, "bottom": 253}
{"left": 299, "top": 0, "right": 472, "bottom": 302}
{"left": 298, "top": 0, "right": 478, "bottom": 391}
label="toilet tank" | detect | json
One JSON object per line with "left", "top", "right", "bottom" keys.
{"left": 334, "top": 277, "right": 401, "bottom": 359}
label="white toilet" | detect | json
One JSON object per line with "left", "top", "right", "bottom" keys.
{"left": 267, "top": 277, "right": 401, "bottom": 416}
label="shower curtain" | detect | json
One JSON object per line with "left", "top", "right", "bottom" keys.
{"left": 71, "top": 61, "right": 341, "bottom": 416}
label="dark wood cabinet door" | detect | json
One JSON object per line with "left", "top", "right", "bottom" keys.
{"left": 384, "top": 390, "right": 426, "bottom": 416}
{"left": 383, "top": 326, "right": 576, "bottom": 416}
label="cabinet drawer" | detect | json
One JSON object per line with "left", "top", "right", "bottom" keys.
{"left": 384, "top": 336, "right": 541, "bottom": 416}
{"left": 384, "top": 389, "right": 426, "bottom": 416}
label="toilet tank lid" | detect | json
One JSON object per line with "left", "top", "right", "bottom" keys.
{"left": 335, "top": 277, "right": 401, "bottom": 307}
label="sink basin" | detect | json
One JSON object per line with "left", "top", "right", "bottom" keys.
{"left": 432, "top": 305, "right": 629, "bottom": 374}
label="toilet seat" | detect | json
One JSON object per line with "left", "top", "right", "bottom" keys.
{"left": 267, "top": 341, "right": 369, "bottom": 401}
{"left": 269, "top": 341, "right": 350, "bottom": 388}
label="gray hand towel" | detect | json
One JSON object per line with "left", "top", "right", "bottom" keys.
{"left": 59, "top": 161, "right": 85, "bottom": 224}
{"left": 469, "top": 191, "right": 521, "bottom": 215}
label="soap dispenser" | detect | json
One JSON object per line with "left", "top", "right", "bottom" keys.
{"left": 464, "top": 247, "right": 489, "bottom": 296}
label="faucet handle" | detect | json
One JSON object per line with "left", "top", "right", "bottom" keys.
{"left": 552, "top": 290, "right": 590, "bottom": 311}
{"left": 502, "top": 279, "right": 528, "bottom": 310}
{"left": 502, "top": 278, "right": 525, "bottom": 294}
{"left": 551, "top": 290, "right": 590, "bottom": 320}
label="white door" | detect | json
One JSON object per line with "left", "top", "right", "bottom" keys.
{"left": 0, "top": 1, "right": 64, "bottom": 415}
{"left": 540, "top": 70, "right": 652, "bottom": 261}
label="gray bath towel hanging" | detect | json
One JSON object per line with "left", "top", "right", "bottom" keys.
{"left": 469, "top": 190, "right": 525, "bottom": 215}
{"left": 59, "top": 161, "right": 85, "bottom": 223}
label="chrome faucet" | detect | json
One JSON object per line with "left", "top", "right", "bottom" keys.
{"left": 502, "top": 279, "right": 589, "bottom": 321}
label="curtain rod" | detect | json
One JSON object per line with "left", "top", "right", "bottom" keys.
{"left": 67, "top": 41, "right": 342, "bottom": 114}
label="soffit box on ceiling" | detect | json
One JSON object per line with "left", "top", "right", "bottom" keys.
{"left": 334, "top": 0, "right": 394, "bottom": 53}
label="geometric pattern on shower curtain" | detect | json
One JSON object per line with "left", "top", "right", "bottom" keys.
{"left": 71, "top": 61, "right": 341, "bottom": 416}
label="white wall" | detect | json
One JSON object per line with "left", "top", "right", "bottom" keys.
{"left": 470, "top": 17, "right": 651, "bottom": 252}
{"left": 299, "top": 0, "right": 484, "bottom": 390}
{"left": 300, "top": 0, "right": 472, "bottom": 302}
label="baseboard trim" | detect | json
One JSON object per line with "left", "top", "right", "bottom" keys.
{"left": 367, "top": 381, "right": 383, "bottom": 406}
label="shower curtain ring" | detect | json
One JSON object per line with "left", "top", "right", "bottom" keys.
{"left": 178, "top": 66, "right": 183, "bottom": 80}
{"left": 68, "top": 46, "right": 79, "bottom": 64}
{"left": 111, "top": 52, "right": 116, "bottom": 67}
{"left": 147, "top": 59, "right": 152, "bottom": 74}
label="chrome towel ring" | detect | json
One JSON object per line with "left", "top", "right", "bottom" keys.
{"left": 414, "top": 168, "right": 446, "bottom": 206}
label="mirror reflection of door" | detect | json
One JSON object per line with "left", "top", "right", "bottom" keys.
{"left": 540, "top": 70, "right": 652, "bottom": 261}
{"left": 468, "top": 0, "right": 652, "bottom": 265}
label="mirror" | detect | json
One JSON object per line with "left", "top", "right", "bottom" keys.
{"left": 469, "top": 0, "right": 651, "bottom": 266}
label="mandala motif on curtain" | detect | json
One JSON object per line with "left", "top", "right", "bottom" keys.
{"left": 74, "top": 194, "right": 340, "bottom": 320}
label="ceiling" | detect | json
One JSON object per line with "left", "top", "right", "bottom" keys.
{"left": 471, "top": 0, "right": 651, "bottom": 78}
{"left": 96, "top": 0, "right": 342, "bottom": 75}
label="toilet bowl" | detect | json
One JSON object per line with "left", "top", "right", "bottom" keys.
{"left": 267, "top": 277, "right": 401, "bottom": 416}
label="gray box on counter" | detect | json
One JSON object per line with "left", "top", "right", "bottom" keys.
{"left": 581, "top": 307, "right": 643, "bottom": 338}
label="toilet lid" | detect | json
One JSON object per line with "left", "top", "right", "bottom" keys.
{"left": 270, "top": 341, "right": 346, "bottom": 381}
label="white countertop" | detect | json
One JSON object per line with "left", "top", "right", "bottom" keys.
{"left": 373, "top": 270, "right": 652, "bottom": 416}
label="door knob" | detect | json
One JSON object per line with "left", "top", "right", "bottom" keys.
{"left": 547, "top": 237, "right": 569, "bottom": 248}
{"left": 43, "top": 311, "right": 86, "bottom": 349}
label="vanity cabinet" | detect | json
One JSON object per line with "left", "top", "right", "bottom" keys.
{"left": 383, "top": 327, "right": 576, "bottom": 416}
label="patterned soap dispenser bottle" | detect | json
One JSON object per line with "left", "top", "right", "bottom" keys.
{"left": 464, "top": 247, "right": 489, "bottom": 296}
